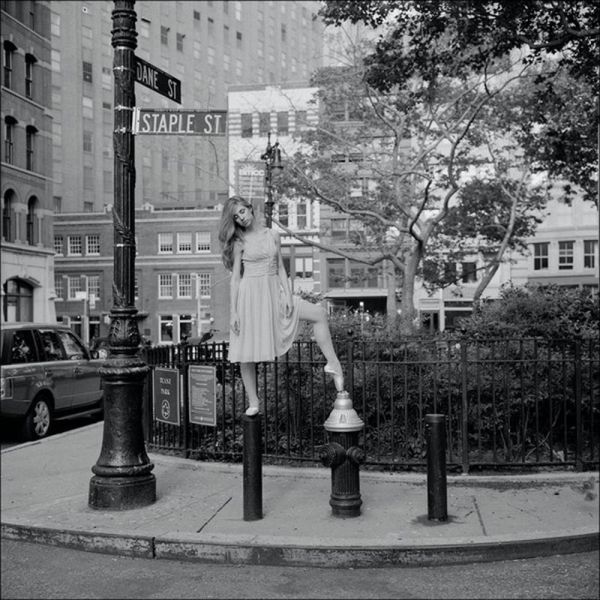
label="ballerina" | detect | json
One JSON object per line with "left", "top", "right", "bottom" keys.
{"left": 218, "top": 195, "right": 344, "bottom": 416}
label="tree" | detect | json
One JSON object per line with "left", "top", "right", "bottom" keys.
{"left": 275, "top": 44, "right": 545, "bottom": 334}
{"left": 320, "top": 0, "right": 599, "bottom": 204}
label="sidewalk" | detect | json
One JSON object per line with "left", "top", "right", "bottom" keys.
{"left": 1, "top": 421, "right": 598, "bottom": 568}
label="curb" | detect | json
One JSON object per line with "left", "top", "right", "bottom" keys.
{"left": 2, "top": 521, "right": 598, "bottom": 568}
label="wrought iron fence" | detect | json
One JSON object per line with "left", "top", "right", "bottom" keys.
{"left": 143, "top": 336, "right": 599, "bottom": 473}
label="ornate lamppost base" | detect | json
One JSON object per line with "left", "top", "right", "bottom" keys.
{"left": 89, "top": 474, "right": 156, "bottom": 510}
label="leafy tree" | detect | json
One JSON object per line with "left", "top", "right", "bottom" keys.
{"left": 320, "top": 0, "right": 599, "bottom": 204}
{"left": 275, "top": 41, "right": 548, "bottom": 333}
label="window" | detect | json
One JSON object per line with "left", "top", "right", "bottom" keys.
{"left": 25, "top": 54, "right": 36, "bottom": 98}
{"left": 158, "top": 232, "right": 173, "bottom": 253}
{"left": 67, "top": 275, "right": 83, "bottom": 299}
{"left": 296, "top": 110, "right": 307, "bottom": 130}
{"left": 178, "top": 273, "right": 192, "bottom": 298}
{"left": 328, "top": 259, "right": 346, "bottom": 287}
{"left": 159, "top": 315, "right": 174, "bottom": 342}
{"left": 295, "top": 257, "right": 313, "bottom": 279}
{"left": 161, "top": 25, "right": 169, "bottom": 45}
{"left": 330, "top": 218, "right": 347, "bottom": 239}
{"left": 177, "top": 232, "right": 193, "bottom": 253}
{"left": 82, "top": 97, "right": 94, "bottom": 119}
{"left": 159, "top": 274, "right": 173, "bottom": 298}
{"left": 349, "top": 263, "right": 379, "bottom": 288}
{"left": 179, "top": 314, "right": 193, "bottom": 341}
{"left": 54, "top": 235, "right": 64, "bottom": 255}
{"left": 88, "top": 275, "right": 100, "bottom": 301}
{"left": 461, "top": 262, "right": 477, "bottom": 283}
{"left": 193, "top": 10, "right": 200, "bottom": 21}
{"left": 259, "top": 112, "right": 270, "bottom": 136}
{"left": 86, "top": 234, "right": 100, "bottom": 255}
{"left": 83, "top": 130, "right": 93, "bottom": 153}
{"left": 196, "top": 232, "right": 211, "bottom": 252}
{"left": 82, "top": 60, "right": 93, "bottom": 83}
{"left": 176, "top": 32, "right": 184, "bottom": 52}
{"left": 277, "top": 111, "right": 289, "bottom": 135}
{"left": 9, "top": 329, "right": 36, "bottom": 364}
{"left": 558, "top": 241, "right": 574, "bottom": 270}
{"left": 4, "top": 117, "right": 15, "bottom": 164}
{"left": 83, "top": 166, "right": 93, "bottom": 190}
{"left": 26, "top": 126, "right": 37, "bottom": 171}
{"left": 26, "top": 198, "right": 36, "bottom": 245}
{"left": 68, "top": 236, "right": 83, "bottom": 256}
{"left": 278, "top": 201, "right": 288, "bottom": 226}
{"left": 236, "top": 31, "right": 242, "bottom": 43}
{"left": 3, "top": 192, "right": 14, "bottom": 242}
{"left": 281, "top": 24, "right": 286, "bottom": 41}
{"left": 208, "top": 46, "right": 215, "bottom": 66}
{"left": 584, "top": 240, "right": 597, "bottom": 269}
{"left": 197, "top": 272, "right": 211, "bottom": 297}
{"left": 241, "top": 113, "right": 253, "bottom": 137}
{"left": 55, "top": 276, "right": 64, "bottom": 300}
{"left": 533, "top": 242, "right": 549, "bottom": 270}
{"left": 3, "top": 41, "right": 15, "bottom": 88}
{"left": 296, "top": 202, "right": 307, "bottom": 229}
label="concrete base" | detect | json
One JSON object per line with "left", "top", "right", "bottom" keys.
{"left": 88, "top": 474, "right": 156, "bottom": 510}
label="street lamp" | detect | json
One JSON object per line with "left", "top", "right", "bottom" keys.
{"left": 88, "top": 0, "right": 156, "bottom": 510}
{"left": 260, "top": 132, "right": 283, "bottom": 228}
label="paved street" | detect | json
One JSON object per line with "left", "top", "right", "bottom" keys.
{"left": 2, "top": 540, "right": 598, "bottom": 599}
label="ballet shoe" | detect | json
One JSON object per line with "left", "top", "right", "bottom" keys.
{"left": 324, "top": 363, "right": 344, "bottom": 392}
{"left": 245, "top": 405, "right": 259, "bottom": 416}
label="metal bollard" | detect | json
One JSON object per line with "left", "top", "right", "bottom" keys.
{"left": 242, "top": 413, "right": 262, "bottom": 521}
{"left": 320, "top": 391, "right": 365, "bottom": 518}
{"left": 425, "top": 413, "right": 448, "bottom": 521}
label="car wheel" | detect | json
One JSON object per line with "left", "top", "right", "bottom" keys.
{"left": 22, "top": 397, "right": 52, "bottom": 441}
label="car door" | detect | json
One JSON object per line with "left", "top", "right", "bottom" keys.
{"left": 54, "top": 329, "right": 102, "bottom": 408}
{"left": 37, "top": 329, "right": 72, "bottom": 412}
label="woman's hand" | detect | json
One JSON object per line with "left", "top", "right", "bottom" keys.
{"left": 230, "top": 313, "right": 240, "bottom": 335}
{"left": 284, "top": 293, "right": 293, "bottom": 318}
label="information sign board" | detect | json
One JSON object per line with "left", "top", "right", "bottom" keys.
{"left": 134, "top": 56, "right": 181, "bottom": 104}
{"left": 152, "top": 367, "right": 180, "bottom": 425}
{"left": 188, "top": 365, "right": 217, "bottom": 427}
{"left": 132, "top": 108, "right": 227, "bottom": 136}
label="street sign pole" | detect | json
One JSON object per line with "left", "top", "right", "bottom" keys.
{"left": 89, "top": 0, "right": 156, "bottom": 510}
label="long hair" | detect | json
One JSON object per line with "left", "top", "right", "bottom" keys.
{"left": 218, "top": 195, "right": 253, "bottom": 271}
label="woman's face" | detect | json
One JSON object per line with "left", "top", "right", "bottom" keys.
{"left": 233, "top": 204, "right": 253, "bottom": 229}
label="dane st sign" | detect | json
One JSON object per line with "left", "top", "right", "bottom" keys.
{"left": 135, "top": 56, "right": 181, "bottom": 104}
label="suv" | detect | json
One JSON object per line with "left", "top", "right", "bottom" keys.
{"left": 1, "top": 323, "right": 104, "bottom": 441}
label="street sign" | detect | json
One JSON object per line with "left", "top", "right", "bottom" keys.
{"left": 152, "top": 367, "right": 180, "bottom": 425}
{"left": 132, "top": 108, "right": 227, "bottom": 136}
{"left": 134, "top": 56, "right": 181, "bottom": 104}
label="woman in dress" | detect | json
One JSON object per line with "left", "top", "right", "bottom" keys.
{"left": 218, "top": 195, "right": 344, "bottom": 416}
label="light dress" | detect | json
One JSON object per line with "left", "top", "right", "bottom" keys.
{"left": 229, "top": 228, "right": 300, "bottom": 363}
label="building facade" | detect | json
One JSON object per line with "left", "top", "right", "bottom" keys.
{"left": 53, "top": 203, "right": 230, "bottom": 345}
{"left": 1, "top": 0, "right": 55, "bottom": 324}
{"left": 49, "top": 0, "right": 325, "bottom": 214}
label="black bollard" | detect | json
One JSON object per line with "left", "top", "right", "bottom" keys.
{"left": 242, "top": 413, "right": 263, "bottom": 521}
{"left": 425, "top": 413, "right": 448, "bottom": 521}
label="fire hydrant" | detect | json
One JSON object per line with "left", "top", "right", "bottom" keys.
{"left": 319, "top": 390, "right": 365, "bottom": 517}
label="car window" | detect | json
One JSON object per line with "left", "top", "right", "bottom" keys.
{"left": 56, "top": 331, "right": 88, "bottom": 360}
{"left": 39, "top": 330, "right": 67, "bottom": 361}
{"left": 8, "top": 330, "right": 37, "bottom": 364}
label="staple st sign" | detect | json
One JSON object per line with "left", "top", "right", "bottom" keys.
{"left": 135, "top": 56, "right": 181, "bottom": 104}
{"left": 132, "top": 108, "right": 227, "bottom": 136}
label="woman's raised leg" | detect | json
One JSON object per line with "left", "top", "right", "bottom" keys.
{"left": 297, "top": 299, "right": 344, "bottom": 391}
{"left": 240, "top": 362, "right": 260, "bottom": 415}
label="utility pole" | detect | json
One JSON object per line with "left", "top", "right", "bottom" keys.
{"left": 89, "top": 0, "right": 156, "bottom": 510}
